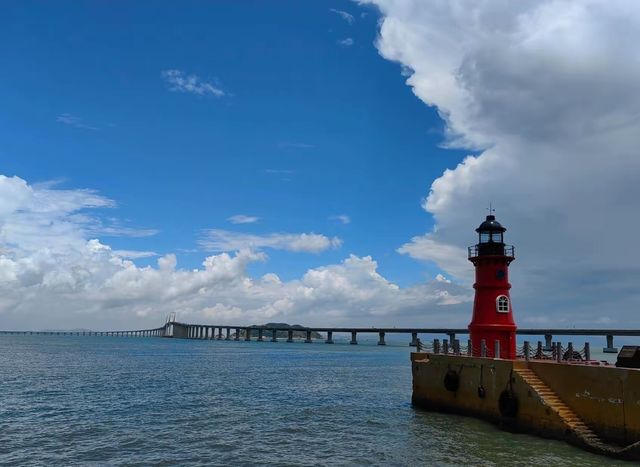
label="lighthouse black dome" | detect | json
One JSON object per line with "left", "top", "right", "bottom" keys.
{"left": 469, "top": 213, "right": 515, "bottom": 260}
{"left": 475, "top": 215, "right": 506, "bottom": 233}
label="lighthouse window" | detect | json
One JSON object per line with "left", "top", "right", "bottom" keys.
{"left": 480, "top": 232, "right": 490, "bottom": 243}
{"left": 496, "top": 295, "right": 509, "bottom": 313}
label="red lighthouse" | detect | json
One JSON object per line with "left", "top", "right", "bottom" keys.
{"left": 468, "top": 213, "right": 517, "bottom": 359}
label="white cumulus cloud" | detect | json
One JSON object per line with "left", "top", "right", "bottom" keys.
{"left": 329, "top": 215, "right": 351, "bottom": 225}
{"left": 227, "top": 215, "right": 260, "bottom": 225}
{"left": 365, "top": 0, "right": 640, "bottom": 326}
{"left": 161, "top": 69, "right": 225, "bottom": 97}
{"left": 0, "top": 174, "right": 471, "bottom": 330}
{"left": 330, "top": 8, "right": 355, "bottom": 24}
{"left": 199, "top": 229, "right": 343, "bottom": 254}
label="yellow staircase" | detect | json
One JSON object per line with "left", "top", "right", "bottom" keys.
{"left": 514, "top": 367, "right": 606, "bottom": 450}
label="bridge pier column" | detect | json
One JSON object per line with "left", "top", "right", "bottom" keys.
{"left": 305, "top": 330, "right": 312, "bottom": 343}
{"left": 378, "top": 332, "right": 386, "bottom": 346}
{"left": 410, "top": 332, "right": 419, "bottom": 347}
{"left": 226, "top": 328, "right": 231, "bottom": 340}
{"left": 543, "top": 334, "right": 553, "bottom": 351}
{"left": 287, "top": 330, "right": 294, "bottom": 342}
{"left": 325, "top": 331, "right": 334, "bottom": 344}
{"left": 218, "top": 327, "right": 223, "bottom": 340}
{"left": 258, "top": 329, "right": 264, "bottom": 341}
{"left": 350, "top": 331, "right": 358, "bottom": 345}
{"left": 603, "top": 334, "right": 618, "bottom": 353}
{"left": 245, "top": 328, "right": 251, "bottom": 341}
{"left": 235, "top": 328, "right": 240, "bottom": 340}
{"left": 447, "top": 332, "right": 456, "bottom": 344}
{"left": 271, "top": 329, "right": 278, "bottom": 342}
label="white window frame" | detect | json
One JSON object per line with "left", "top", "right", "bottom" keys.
{"left": 496, "top": 295, "right": 510, "bottom": 313}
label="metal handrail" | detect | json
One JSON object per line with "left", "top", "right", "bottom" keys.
{"left": 468, "top": 244, "right": 515, "bottom": 258}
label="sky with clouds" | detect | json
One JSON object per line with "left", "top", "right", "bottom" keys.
{"left": 1, "top": 0, "right": 638, "bottom": 330}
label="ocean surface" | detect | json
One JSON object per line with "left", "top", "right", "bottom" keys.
{"left": 0, "top": 335, "right": 632, "bottom": 466}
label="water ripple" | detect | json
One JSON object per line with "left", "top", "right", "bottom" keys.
{"left": 0, "top": 336, "right": 632, "bottom": 466}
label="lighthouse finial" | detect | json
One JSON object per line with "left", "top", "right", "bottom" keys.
{"left": 487, "top": 202, "right": 495, "bottom": 216}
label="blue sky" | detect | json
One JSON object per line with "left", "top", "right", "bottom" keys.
{"left": 2, "top": 1, "right": 464, "bottom": 287}
{"left": 3, "top": 1, "right": 638, "bottom": 330}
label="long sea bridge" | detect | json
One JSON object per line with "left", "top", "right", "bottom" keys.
{"left": 1, "top": 320, "right": 639, "bottom": 353}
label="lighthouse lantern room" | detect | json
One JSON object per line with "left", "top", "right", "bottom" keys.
{"left": 468, "top": 213, "right": 517, "bottom": 359}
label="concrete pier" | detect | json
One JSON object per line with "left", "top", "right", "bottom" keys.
{"left": 226, "top": 328, "right": 231, "bottom": 340}
{"left": 235, "top": 328, "right": 240, "bottom": 340}
{"left": 378, "top": 332, "right": 386, "bottom": 346}
{"left": 544, "top": 333, "right": 553, "bottom": 351}
{"left": 350, "top": 331, "right": 358, "bottom": 345}
{"left": 245, "top": 328, "right": 251, "bottom": 341}
{"left": 604, "top": 334, "right": 618, "bottom": 353}
{"left": 410, "top": 332, "right": 419, "bottom": 347}
{"left": 258, "top": 329, "right": 264, "bottom": 342}
{"left": 305, "top": 330, "right": 312, "bottom": 343}
{"left": 325, "top": 331, "right": 334, "bottom": 344}
{"left": 271, "top": 329, "right": 278, "bottom": 342}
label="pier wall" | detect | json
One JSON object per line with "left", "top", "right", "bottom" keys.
{"left": 411, "top": 353, "right": 640, "bottom": 447}
{"left": 411, "top": 354, "right": 567, "bottom": 439}
{"left": 530, "top": 360, "right": 640, "bottom": 444}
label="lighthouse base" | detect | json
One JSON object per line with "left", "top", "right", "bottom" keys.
{"left": 411, "top": 352, "right": 640, "bottom": 461}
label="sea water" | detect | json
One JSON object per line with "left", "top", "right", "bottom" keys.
{"left": 0, "top": 335, "right": 632, "bottom": 466}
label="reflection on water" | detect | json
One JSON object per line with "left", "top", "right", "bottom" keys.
{"left": 0, "top": 336, "right": 632, "bottom": 466}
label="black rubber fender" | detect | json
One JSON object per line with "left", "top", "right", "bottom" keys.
{"left": 498, "top": 389, "right": 518, "bottom": 418}
{"left": 444, "top": 369, "right": 460, "bottom": 392}
{"left": 563, "top": 350, "right": 583, "bottom": 361}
